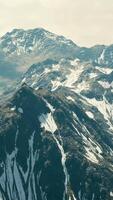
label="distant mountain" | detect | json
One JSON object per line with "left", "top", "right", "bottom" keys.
{"left": 0, "top": 28, "right": 79, "bottom": 94}
{"left": 0, "top": 28, "right": 79, "bottom": 77}
{"left": 0, "top": 84, "right": 113, "bottom": 200}
{"left": 0, "top": 28, "right": 113, "bottom": 82}
{"left": 0, "top": 28, "right": 78, "bottom": 56}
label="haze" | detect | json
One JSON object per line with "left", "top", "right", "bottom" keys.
{"left": 0, "top": 0, "right": 113, "bottom": 47}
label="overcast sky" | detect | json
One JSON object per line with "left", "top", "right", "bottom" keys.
{"left": 0, "top": 0, "right": 113, "bottom": 47}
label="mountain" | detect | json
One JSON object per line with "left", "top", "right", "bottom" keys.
{"left": 0, "top": 28, "right": 113, "bottom": 200}
{"left": 0, "top": 28, "right": 78, "bottom": 57}
{"left": 0, "top": 28, "right": 113, "bottom": 82}
{"left": 0, "top": 28, "right": 79, "bottom": 77}
{"left": 0, "top": 28, "right": 79, "bottom": 94}
{"left": 0, "top": 84, "right": 113, "bottom": 200}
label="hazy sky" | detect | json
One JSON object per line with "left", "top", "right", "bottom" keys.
{"left": 0, "top": 0, "right": 113, "bottom": 47}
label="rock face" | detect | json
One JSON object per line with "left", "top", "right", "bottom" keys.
{"left": 0, "top": 84, "right": 113, "bottom": 200}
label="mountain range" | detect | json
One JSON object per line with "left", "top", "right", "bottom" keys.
{"left": 0, "top": 28, "right": 113, "bottom": 81}
{"left": 0, "top": 28, "right": 113, "bottom": 200}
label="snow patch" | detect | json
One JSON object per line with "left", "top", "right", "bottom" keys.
{"left": 89, "top": 73, "right": 97, "bottom": 79}
{"left": 85, "top": 146, "right": 99, "bottom": 164}
{"left": 64, "top": 65, "right": 84, "bottom": 88}
{"left": 85, "top": 96, "right": 113, "bottom": 131}
{"left": 110, "top": 192, "right": 113, "bottom": 197}
{"left": 67, "top": 96, "right": 75, "bottom": 102}
{"left": 51, "top": 80, "right": 62, "bottom": 91}
{"left": 11, "top": 106, "right": 16, "bottom": 111}
{"left": 86, "top": 111, "right": 94, "bottom": 119}
{"left": 70, "top": 59, "right": 80, "bottom": 66}
{"left": 18, "top": 107, "right": 23, "bottom": 114}
{"left": 98, "top": 81, "right": 113, "bottom": 89}
{"left": 39, "top": 113, "right": 57, "bottom": 133}
{"left": 75, "top": 81, "right": 90, "bottom": 93}
{"left": 44, "top": 99, "right": 55, "bottom": 113}
{"left": 21, "top": 77, "right": 26, "bottom": 84}
{"left": 96, "top": 67, "right": 113, "bottom": 75}
{"left": 52, "top": 64, "right": 60, "bottom": 71}
{"left": 98, "top": 49, "right": 106, "bottom": 64}
{"left": 31, "top": 81, "right": 37, "bottom": 87}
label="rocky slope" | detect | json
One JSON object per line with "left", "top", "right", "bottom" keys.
{"left": 0, "top": 84, "right": 113, "bottom": 200}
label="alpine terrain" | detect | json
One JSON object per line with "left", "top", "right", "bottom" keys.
{"left": 0, "top": 28, "right": 113, "bottom": 200}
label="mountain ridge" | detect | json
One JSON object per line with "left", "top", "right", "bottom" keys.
{"left": 0, "top": 84, "right": 113, "bottom": 200}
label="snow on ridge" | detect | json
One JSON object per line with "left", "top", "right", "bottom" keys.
{"left": 21, "top": 77, "right": 26, "bottom": 84}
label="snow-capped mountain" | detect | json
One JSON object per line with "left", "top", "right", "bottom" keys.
{"left": 0, "top": 28, "right": 113, "bottom": 200}
{"left": 0, "top": 84, "right": 113, "bottom": 200}
{"left": 0, "top": 28, "right": 113, "bottom": 93}
{"left": 0, "top": 28, "right": 113, "bottom": 81}
{"left": 0, "top": 28, "right": 79, "bottom": 94}
{"left": 0, "top": 28, "right": 79, "bottom": 79}
{"left": 0, "top": 28, "right": 77, "bottom": 57}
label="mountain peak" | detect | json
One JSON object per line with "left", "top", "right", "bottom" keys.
{"left": 0, "top": 27, "right": 77, "bottom": 57}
